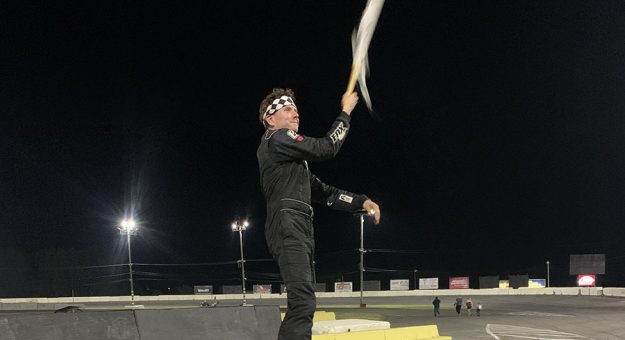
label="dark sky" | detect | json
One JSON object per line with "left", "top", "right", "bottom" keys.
{"left": 2, "top": 1, "right": 625, "bottom": 294}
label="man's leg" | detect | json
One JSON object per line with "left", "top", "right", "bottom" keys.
{"left": 277, "top": 248, "right": 316, "bottom": 340}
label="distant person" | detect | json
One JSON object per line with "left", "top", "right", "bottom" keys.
{"left": 477, "top": 302, "right": 482, "bottom": 317}
{"left": 432, "top": 296, "right": 441, "bottom": 317}
{"left": 454, "top": 297, "right": 463, "bottom": 316}
{"left": 466, "top": 297, "right": 473, "bottom": 316}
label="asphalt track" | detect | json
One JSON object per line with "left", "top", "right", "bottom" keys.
{"left": 5, "top": 295, "right": 625, "bottom": 339}
{"left": 314, "top": 295, "right": 625, "bottom": 339}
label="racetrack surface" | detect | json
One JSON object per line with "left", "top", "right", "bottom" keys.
{"left": 4, "top": 295, "right": 624, "bottom": 339}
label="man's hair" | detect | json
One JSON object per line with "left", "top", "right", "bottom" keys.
{"left": 258, "top": 88, "right": 296, "bottom": 128}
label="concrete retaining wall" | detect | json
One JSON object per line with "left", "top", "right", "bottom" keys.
{"left": 1, "top": 287, "right": 620, "bottom": 311}
{"left": 603, "top": 287, "right": 625, "bottom": 297}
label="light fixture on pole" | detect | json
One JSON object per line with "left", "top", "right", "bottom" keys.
{"left": 355, "top": 209, "right": 376, "bottom": 308}
{"left": 546, "top": 260, "right": 550, "bottom": 288}
{"left": 232, "top": 219, "right": 251, "bottom": 306}
{"left": 118, "top": 218, "right": 138, "bottom": 306}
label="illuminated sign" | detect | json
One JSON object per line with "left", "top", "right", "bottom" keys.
{"left": 528, "top": 279, "right": 546, "bottom": 288}
{"left": 194, "top": 285, "right": 213, "bottom": 294}
{"left": 577, "top": 274, "right": 596, "bottom": 287}
{"left": 449, "top": 276, "right": 469, "bottom": 289}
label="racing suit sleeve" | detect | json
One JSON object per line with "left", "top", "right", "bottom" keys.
{"left": 268, "top": 111, "right": 351, "bottom": 162}
{"left": 310, "top": 173, "right": 369, "bottom": 212}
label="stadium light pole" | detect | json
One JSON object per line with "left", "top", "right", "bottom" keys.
{"left": 232, "top": 220, "right": 250, "bottom": 306}
{"left": 546, "top": 260, "right": 550, "bottom": 287}
{"left": 118, "top": 219, "right": 138, "bottom": 305}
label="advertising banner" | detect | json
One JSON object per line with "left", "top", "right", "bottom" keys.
{"left": 334, "top": 281, "right": 353, "bottom": 292}
{"left": 577, "top": 274, "right": 596, "bottom": 287}
{"left": 390, "top": 279, "right": 410, "bottom": 291}
{"left": 253, "top": 284, "right": 272, "bottom": 294}
{"left": 419, "top": 277, "right": 439, "bottom": 289}
{"left": 449, "top": 276, "right": 469, "bottom": 289}
{"left": 528, "top": 279, "right": 546, "bottom": 288}
{"left": 194, "top": 285, "right": 213, "bottom": 295}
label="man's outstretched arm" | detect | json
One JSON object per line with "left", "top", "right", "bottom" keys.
{"left": 268, "top": 92, "right": 359, "bottom": 162}
{"left": 310, "top": 173, "right": 380, "bottom": 224}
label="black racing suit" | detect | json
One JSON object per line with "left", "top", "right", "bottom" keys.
{"left": 257, "top": 111, "right": 368, "bottom": 340}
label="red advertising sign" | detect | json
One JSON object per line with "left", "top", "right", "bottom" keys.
{"left": 577, "top": 274, "right": 596, "bottom": 287}
{"left": 449, "top": 276, "right": 469, "bottom": 289}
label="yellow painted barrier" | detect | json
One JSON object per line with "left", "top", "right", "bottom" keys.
{"left": 312, "top": 335, "right": 336, "bottom": 340}
{"left": 334, "top": 329, "right": 387, "bottom": 339}
{"left": 312, "top": 325, "right": 452, "bottom": 340}
{"left": 314, "top": 311, "right": 337, "bottom": 321}
{"left": 384, "top": 325, "right": 452, "bottom": 340}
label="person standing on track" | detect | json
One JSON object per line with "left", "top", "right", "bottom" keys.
{"left": 454, "top": 297, "right": 463, "bottom": 316}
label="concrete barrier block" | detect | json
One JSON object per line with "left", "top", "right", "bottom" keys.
{"left": 604, "top": 287, "right": 625, "bottom": 297}
{"left": 134, "top": 305, "right": 279, "bottom": 340}
{"left": 0, "top": 310, "right": 139, "bottom": 339}
{"left": 312, "top": 319, "right": 390, "bottom": 335}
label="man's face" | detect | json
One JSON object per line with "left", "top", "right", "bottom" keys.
{"left": 267, "top": 105, "right": 299, "bottom": 132}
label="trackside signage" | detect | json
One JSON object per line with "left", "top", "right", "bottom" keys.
{"left": 334, "top": 282, "right": 353, "bottom": 292}
{"left": 390, "top": 279, "right": 409, "bottom": 291}
{"left": 194, "top": 285, "right": 213, "bottom": 295}
{"left": 577, "top": 274, "right": 596, "bottom": 287}
{"left": 419, "top": 277, "right": 439, "bottom": 289}
{"left": 449, "top": 276, "right": 469, "bottom": 289}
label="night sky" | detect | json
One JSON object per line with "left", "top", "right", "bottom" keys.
{"left": 2, "top": 1, "right": 625, "bottom": 296}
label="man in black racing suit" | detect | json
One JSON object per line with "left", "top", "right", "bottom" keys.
{"left": 257, "top": 88, "right": 381, "bottom": 340}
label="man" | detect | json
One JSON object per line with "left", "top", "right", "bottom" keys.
{"left": 432, "top": 296, "right": 441, "bottom": 317}
{"left": 466, "top": 297, "right": 473, "bottom": 316}
{"left": 454, "top": 297, "right": 463, "bottom": 316}
{"left": 257, "top": 88, "right": 380, "bottom": 340}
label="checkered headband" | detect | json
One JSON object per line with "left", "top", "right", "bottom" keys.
{"left": 262, "top": 96, "right": 295, "bottom": 123}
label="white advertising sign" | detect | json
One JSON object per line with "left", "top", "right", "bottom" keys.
{"left": 334, "top": 282, "right": 353, "bottom": 292}
{"left": 390, "top": 279, "right": 410, "bottom": 291}
{"left": 419, "top": 277, "right": 439, "bottom": 289}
